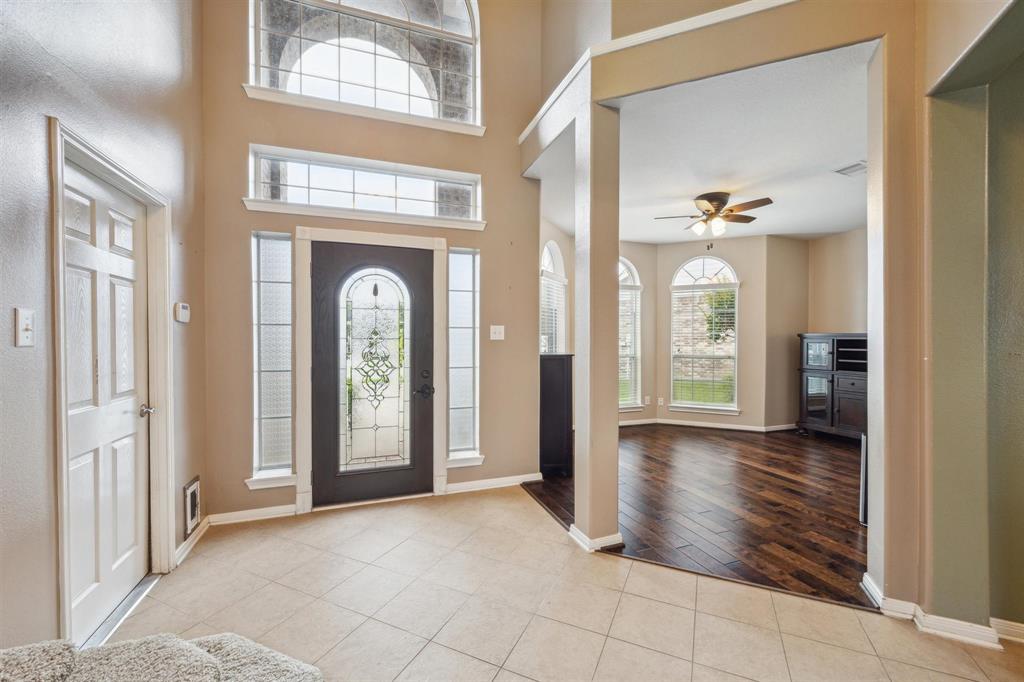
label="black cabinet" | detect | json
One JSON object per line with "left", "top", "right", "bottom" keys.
{"left": 539, "top": 354, "right": 573, "bottom": 477}
{"left": 798, "top": 333, "right": 867, "bottom": 439}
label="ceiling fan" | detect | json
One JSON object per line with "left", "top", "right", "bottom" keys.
{"left": 655, "top": 191, "right": 773, "bottom": 237}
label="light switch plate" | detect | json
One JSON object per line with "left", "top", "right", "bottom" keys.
{"left": 174, "top": 302, "right": 191, "bottom": 323}
{"left": 489, "top": 325, "right": 505, "bottom": 341}
{"left": 658, "top": 397, "right": 664, "bottom": 406}
{"left": 15, "top": 307, "right": 35, "bottom": 347}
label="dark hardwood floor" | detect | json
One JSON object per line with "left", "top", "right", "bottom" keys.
{"left": 522, "top": 424, "right": 874, "bottom": 608}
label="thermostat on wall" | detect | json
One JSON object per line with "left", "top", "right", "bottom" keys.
{"left": 174, "top": 302, "right": 191, "bottom": 323}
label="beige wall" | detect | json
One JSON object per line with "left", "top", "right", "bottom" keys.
{"left": 611, "top": 0, "right": 744, "bottom": 37}
{"left": 619, "top": 241, "right": 658, "bottom": 422}
{"left": 807, "top": 228, "right": 867, "bottom": 332}
{"left": 916, "top": 0, "right": 1015, "bottom": 93}
{"left": 541, "top": 0, "right": 611, "bottom": 100}
{"left": 201, "top": 0, "right": 543, "bottom": 514}
{"left": 0, "top": 1, "right": 205, "bottom": 646}
{"left": 765, "top": 237, "right": 809, "bottom": 427}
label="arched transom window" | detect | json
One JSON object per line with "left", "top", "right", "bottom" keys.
{"left": 670, "top": 257, "right": 738, "bottom": 409}
{"left": 253, "top": 0, "right": 478, "bottom": 123}
{"left": 618, "top": 258, "right": 642, "bottom": 408}
{"left": 539, "top": 241, "right": 567, "bottom": 354}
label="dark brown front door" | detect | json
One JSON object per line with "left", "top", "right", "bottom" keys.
{"left": 311, "top": 241, "right": 434, "bottom": 506}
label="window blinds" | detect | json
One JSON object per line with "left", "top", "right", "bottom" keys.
{"left": 670, "top": 288, "right": 737, "bottom": 407}
{"left": 618, "top": 287, "right": 641, "bottom": 407}
{"left": 539, "top": 275, "right": 565, "bottom": 354}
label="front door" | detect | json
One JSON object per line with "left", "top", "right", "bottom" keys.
{"left": 311, "top": 242, "right": 434, "bottom": 506}
{"left": 62, "top": 162, "right": 150, "bottom": 644}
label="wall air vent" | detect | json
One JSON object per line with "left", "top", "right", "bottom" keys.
{"left": 834, "top": 161, "right": 868, "bottom": 177}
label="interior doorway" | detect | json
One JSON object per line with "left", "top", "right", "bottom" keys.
{"left": 524, "top": 41, "right": 881, "bottom": 609}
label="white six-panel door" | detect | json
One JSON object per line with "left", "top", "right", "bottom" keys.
{"left": 62, "top": 162, "right": 150, "bottom": 644}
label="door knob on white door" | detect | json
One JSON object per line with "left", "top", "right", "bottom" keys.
{"left": 139, "top": 403, "right": 156, "bottom": 418}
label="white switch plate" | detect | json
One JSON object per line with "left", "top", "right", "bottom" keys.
{"left": 644, "top": 396, "right": 651, "bottom": 406}
{"left": 15, "top": 307, "right": 35, "bottom": 347}
{"left": 489, "top": 325, "right": 505, "bottom": 341}
{"left": 174, "top": 302, "right": 191, "bottom": 323}
{"left": 657, "top": 397, "right": 664, "bottom": 406}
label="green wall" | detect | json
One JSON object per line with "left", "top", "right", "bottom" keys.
{"left": 987, "top": 51, "right": 1024, "bottom": 625}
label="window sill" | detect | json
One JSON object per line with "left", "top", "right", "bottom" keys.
{"left": 243, "top": 198, "right": 487, "bottom": 232}
{"left": 619, "top": 405, "right": 645, "bottom": 413}
{"left": 669, "top": 405, "right": 741, "bottom": 416}
{"left": 447, "top": 451, "right": 485, "bottom": 468}
{"left": 242, "top": 85, "right": 487, "bottom": 137}
{"left": 245, "top": 471, "right": 297, "bottom": 490}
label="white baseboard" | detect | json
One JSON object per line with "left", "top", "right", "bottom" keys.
{"left": 915, "top": 607, "right": 1002, "bottom": 650}
{"left": 991, "top": 617, "right": 1024, "bottom": 644}
{"left": 653, "top": 418, "right": 797, "bottom": 433}
{"left": 861, "top": 572, "right": 1003, "bottom": 649}
{"left": 174, "top": 517, "right": 209, "bottom": 565}
{"left": 568, "top": 524, "right": 625, "bottom": 552}
{"left": 445, "top": 472, "right": 542, "bottom": 494}
{"left": 207, "top": 503, "right": 296, "bottom": 526}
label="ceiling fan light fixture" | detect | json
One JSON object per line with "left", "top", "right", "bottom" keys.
{"left": 691, "top": 220, "right": 708, "bottom": 236}
{"left": 710, "top": 216, "right": 727, "bottom": 237}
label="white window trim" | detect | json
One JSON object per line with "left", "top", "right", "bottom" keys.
{"left": 245, "top": 143, "right": 486, "bottom": 231}
{"left": 447, "top": 451, "right": 485, "bottom": 468}
{"left": 243, "top": 85, "right": 486, "bottom": 137}
{"left": 669, "top": 258, "right": 740, "bottom": 411}
{"left": 245, "top": 470, "right": 297, "bottom": 490}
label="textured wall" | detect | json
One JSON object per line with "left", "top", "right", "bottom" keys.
{"left": 765, "top": 236, "right": 809, "bottom": 427}
{"left": 200, "top": 0, "right": 543, "bottom": 513}
{"left": 541, "top": 0, "right": 611, "bottom": 99}
{"left": 807, "top": 228, "right": 867, "bottom": 333}
{"left": 987, "top": 51, "right": 1024, "bottom": 625}
{"left": 0, "top": 0, "right": 205, "bottom": 646}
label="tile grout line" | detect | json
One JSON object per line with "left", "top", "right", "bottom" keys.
{"left": 770, "top": 591, "right": 795, "bottom": 682}
{"left": 589, "top": 559, "right": 632, "bottom": 681}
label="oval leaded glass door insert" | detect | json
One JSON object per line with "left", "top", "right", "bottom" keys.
{"left": 339, "top": 268, "right": 412, "bottom": 472}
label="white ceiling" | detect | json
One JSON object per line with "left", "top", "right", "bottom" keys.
{"left": 533, "top": 41, "right": 875, "bottom": 243}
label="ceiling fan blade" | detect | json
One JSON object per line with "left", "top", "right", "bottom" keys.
{"left": 722, "top": 214, "right": 756, "bottom": 223}
{"left": 654, "top": 214, "right": 703, "bottom": 220}
{"left": 724, "top": 197, "right": 773, "bottom": 214}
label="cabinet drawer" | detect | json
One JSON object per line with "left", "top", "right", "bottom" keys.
{"left": 835, "top": 375, "right": 867, "bottom": 393}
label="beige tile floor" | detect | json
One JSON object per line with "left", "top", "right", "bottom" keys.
{"left": 112, "top": 487, "right": 1024, "bottom": 682}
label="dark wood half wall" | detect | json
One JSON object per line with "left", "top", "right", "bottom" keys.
{"left": 523, "top": 423, "right": 874, "bottom": 609}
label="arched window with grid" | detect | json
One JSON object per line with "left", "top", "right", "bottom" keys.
{"left": 618, "top": 258, "right": 642, "bottom": 408}
{"left": 670, "top": 257, "right": 738, "bottom": 409}
{"left": 252, "top": 0, "right": 479, "bottom": 124}
{"left": 540, "top": 242, "right": 567, "bottom": 354}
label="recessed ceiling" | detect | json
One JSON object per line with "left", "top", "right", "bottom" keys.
{"left": 532, "top": 41, "right": 875, "bottom": 243}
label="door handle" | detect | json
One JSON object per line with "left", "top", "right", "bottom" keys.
{"left": 139, "top": 403, "right": 156, "bottom": 418}
{"left": 414, "top": 384, "right": 435, "bottom": 399}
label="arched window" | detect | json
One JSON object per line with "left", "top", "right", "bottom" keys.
{"left": 670, "top": 257, "right": 738, "bottom": 409}
{"left": 618, "top": 258, "right": 642, "bottom": 408}
{"left": 253, "top": 0, "right": 479, "bottom": 123}
{"left": 540, "top": 241, "right": 567, "bottom": 354}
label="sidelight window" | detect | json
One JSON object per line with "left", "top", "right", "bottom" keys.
{"left": 448, "top": 249, "right": 480, "bottom": 460}
{"left": 252, "top": 233, "right": 294, "bottom": 472}
{"left": 670, "top": 257, "right": 738, "bottom": 409}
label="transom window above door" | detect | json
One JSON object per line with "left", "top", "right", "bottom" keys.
{"left": 246, "top": 144, "right": 484, "bottom": 230}
{"left": 250, "top": 0, "right": 479, "bottom": 125}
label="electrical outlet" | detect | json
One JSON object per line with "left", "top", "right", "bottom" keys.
{"left": 489, "top": 325, "right": 505, "bottom": 341}
{"left": 644, "top": 396, "right": 651, "bottom": 406}
{"left": 657, "top": 397, "right": 664, "bottom": 406}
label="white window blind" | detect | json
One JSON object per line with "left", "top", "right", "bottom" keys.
{"left": 670, "top": 257, "right": 738, "bottom": 408}
{"left": 618, "top": 258, "right": 641, "bottom": 408}
{"left": 251, "top": 0, "right": 478, "bottom": 123}
{"left": 253, "top": 148, "right": 479, "bottom": 220}
{"left": 448, "top": 249, "right": 480, "bottom": 454}
{"left": 539, "top": 242, "right": 566, "bottom": 354}
{"left": 252, "top": 233, "right": 294, "bottom": 471}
